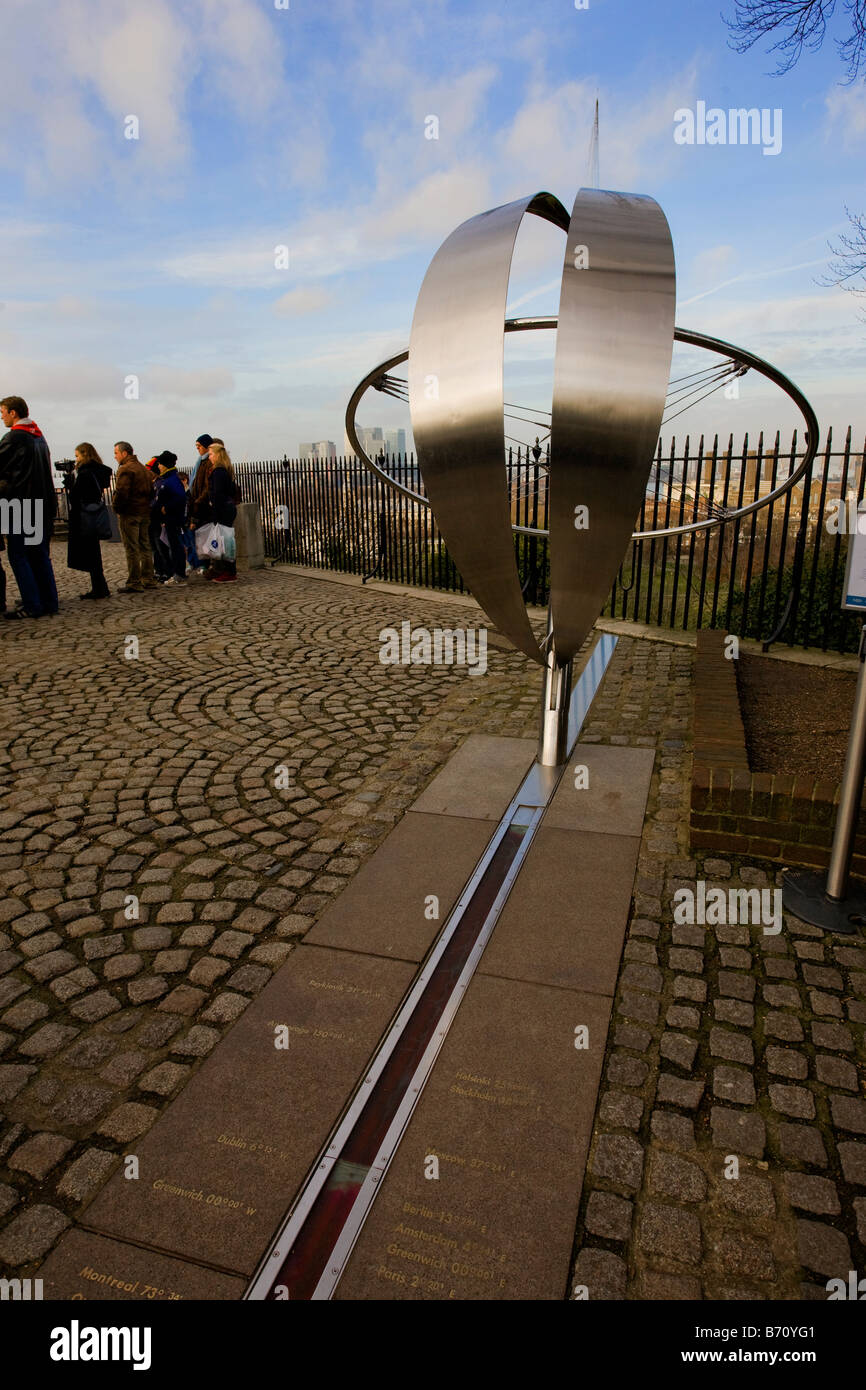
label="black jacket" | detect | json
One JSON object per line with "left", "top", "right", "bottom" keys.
{"left": 0, "top": 424, "right": 58, "bottom": 523}
{"left": 209, "top": 466, "right": 238, "bottom": 526}
{"left": 66, "top": 460, "right": 113, "bottom": 571}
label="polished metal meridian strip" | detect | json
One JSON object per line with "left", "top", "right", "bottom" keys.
{"left": 244, "top": 633, "right": 618, "bottom": 1300}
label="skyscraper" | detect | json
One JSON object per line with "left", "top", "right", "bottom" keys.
{"left": 384, "top": 428, "right": 406, "bottom": 456}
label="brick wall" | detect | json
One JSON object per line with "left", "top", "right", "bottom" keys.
{"left": 690, "top": 631, "right": 866, "bottom": 874}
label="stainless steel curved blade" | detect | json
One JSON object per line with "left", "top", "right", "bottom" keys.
{"left": 408, "top": 192, "right": 569, "bottom": 664}
{"left": 549, "top": 188, "right": 676, "bottom": 660}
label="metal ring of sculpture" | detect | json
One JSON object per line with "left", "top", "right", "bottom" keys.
{"left": 346, "top": 324, "right": 819, "bottom": 543}
{"left": 345, "top": 187, "right": 819, "bottom": 679}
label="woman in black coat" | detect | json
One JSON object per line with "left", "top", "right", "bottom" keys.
{"left": 66, "top": 443, "right": 113, "bottom": 599}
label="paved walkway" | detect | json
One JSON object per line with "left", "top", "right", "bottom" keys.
{"left": 0, "top": 547, "right": 538, "bottom": 1272}
{"left": 0, "top": 545, "right": 864, "bottom": 1298}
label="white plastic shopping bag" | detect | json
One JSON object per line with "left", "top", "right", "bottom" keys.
{"left": 217, "top": 524, "right": 236, "bottom": 561}
{"left": 195, "top": 523, "right": 225, "bottom": 559}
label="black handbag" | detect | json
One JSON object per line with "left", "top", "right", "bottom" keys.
{"left": 79, "top": 478, "right": 112, "bottom": 541}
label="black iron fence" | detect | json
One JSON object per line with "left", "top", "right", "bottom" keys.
{"left": 233, "top": 428, "right": 866, "bottom": 654}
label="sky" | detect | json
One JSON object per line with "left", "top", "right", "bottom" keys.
{"left": 0, "top": 0, "right": 864, "bottom": 465}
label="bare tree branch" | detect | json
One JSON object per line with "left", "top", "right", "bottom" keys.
{"left": 725, "top": 1, "right": 866, "bottom": 305}
{"left": 819, "top": 206, "right": 866, "bottom": 295}
{"left": 725, "top": 0, "right": 866, "bottom": 81}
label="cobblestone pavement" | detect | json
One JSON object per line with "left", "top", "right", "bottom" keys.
{"left": 0, "top": 546, "right": 540, "bottom": 1274}
{"left": 2, "top": 547, "right": 863, "bottom": 1298}
{"left": 571, "top": 639, "right": 866, "bottom": 1300}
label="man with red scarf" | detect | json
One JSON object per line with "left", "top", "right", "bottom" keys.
{"left": 0, "top": 395, "right": 59, "bottom": 618}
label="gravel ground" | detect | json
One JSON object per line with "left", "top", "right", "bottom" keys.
{"left": 737, "top": 654, "right": 856, "bottom": 780}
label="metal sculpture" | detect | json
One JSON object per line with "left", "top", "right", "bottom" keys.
{"left": 346, "top": 186, "right": 819, "bottom": 765}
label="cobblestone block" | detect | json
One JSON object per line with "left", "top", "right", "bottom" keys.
{"left": 614, "top": 1023, "right": 652, "bottom": 1052}
{"left": 660, "top": 1032, "right": 698, "bottom": 1070}
{"left": 170, "top": 1025, "right": 220, "bottom": 1057}
{"left": 598, "top": 1090, "right": 643, "bottom": 1130}
{"left": 717, "top": 972, "right": 755, "bottom": 1002}
{"left": 132, "top": 927, "right": 173, "bottom": 950}
{"left": 24, "top": 949, "right": 78, "bottom": 982}
{"left": 571, "top": 1248, "right": 627, "bottom": 1299}
{"left": 607, "top": 1054, "right": 649, "bottom": 1087}
{"left": 0, "top": 1205, "right": 70, "bottom": 1265}
{"left": 618, "top": 991, "right": 659, "bottom": 1025}
{"left": 104, "top": 953, "right": 142, "bottom": 981}
{"left": 153, "top": 949, "right": 192, "bottom": 974}
{"left": 778, "top": 1124, "right": 828, "bottom": 1168}
{"left": 783, "top": 1173, "right": 840, "bottom": 1216}
{"left": 584, "top": 1192, "right": 633, "bottom": 1242}
{"left": 710, "top": 1107, "right": 766, "bottom": 1158}
{"left": 838, "top": 1142, "right": 866, "bottom": 1185}
{"left": 70, "top": 990, "right": 121, "bottom": 1022}
{"left": 99, "top": 1051, "right": 148, "bottom": 1086}
{"left": 639, "top": 1270, "right": 703, "bottom": 1299}
{"left": 713, "top": 1066, "right": 756, "bottom": 1106}
{"left": 19, "top": 1023, "right": 79, "bottom": 1058}
{"left": 650, "top": 1111, "right": 695, "bottom": 1149}
{"left": 589, "top": 1133, "right": 645, "bottom": 1191}
{"left": 666, "top": 1005, "right": 700, "bottom": 1030}
{"left": 648, "top": 1150, "right": 706, "bottom": 1202}
{"left": 764, "top": 1012, "right": 804, "bottom": 1043}
{"left": 620, "top": 963, "right": 663, "bottom": 994}
{"left": 2, "top": 998, "right": 50, "bottom": 1031}
{"left": 637, "top": 1201, "right": 701, "bottom": 1266}
{"left": 762, "top": 983, "right": 801, "bottom": 1009}
{"left": 657, "top": 1075, "right": 705, "bottom": 1109}
{"left": 200, "top": 992, "right": 249, "bottom": 1025}
{"left": 769, "top": 1084, "right": 815, "bottom": 1120}
{"left": 709, "top": 1027, "right": 754, "bottom": 1065}
{"left": 829, "top": 1095, "right": 866, "bottom": 1134}
{"left": 717, "top": 1231, "right": 775, "bottom": 1281}
{"left": 714, "top": 998, "right": 754, "bottom": 1027}
{"left": 127, "top": 976, "right": 168, "bottom": 1004}
{"left": 159, "top": 984, "right": 206, "bottom": 1015}
{"left": 138, "top": 1062, "right": 191, "bottom": 1097}
{"left": 8, "top": 1132, "right": 74, "bottom": 1179}
{"left": 796, "top": 1221, "right": 851, "bottom": 1280}
{"left": 97, "top": 1103, "right": 159, "bottom": 1142}
{"left": 717, "top": 1172, "right": 775, "bottom": 1218}
{"left": 765, "top": 1046, "right": 807, "bottom": 1080}
{"left": 210, "top": 930, "right": 254, "bottom": 959}
{"left": 668, "top": 948, "right": 703, "bottom": 974}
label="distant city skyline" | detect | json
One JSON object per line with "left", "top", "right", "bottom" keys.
{"left": 342, "top": 425, "right": 409, "bottom": 459}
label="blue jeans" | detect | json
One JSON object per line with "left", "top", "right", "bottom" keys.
{"left": 182, "top": 528, "right": 200, "bottom": 569}
{"left": 6, "top": 533, "right": 58, "bottom": 616}
{"left": 162, "top": 523, "right": 187, "bottom": 578}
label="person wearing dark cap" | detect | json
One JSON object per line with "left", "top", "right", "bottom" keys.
{"left": 151, "top": 451, "right": 187, "bottom": 585}
{"left": 191, "top": 434, "right": 213, "bottom": 489}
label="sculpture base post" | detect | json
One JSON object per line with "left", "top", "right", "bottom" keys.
{"left": 537, "top": 647, "right": 573, "bottom": 767}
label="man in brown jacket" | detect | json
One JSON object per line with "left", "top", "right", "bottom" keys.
{"left": 113, "top": 442, "right": 156, "bottom": 592}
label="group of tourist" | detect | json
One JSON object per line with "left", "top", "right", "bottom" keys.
{"left": 0, "top": 396, "right": 241, "bottom": 619}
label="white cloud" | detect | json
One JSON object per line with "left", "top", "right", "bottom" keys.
{"left": 690, "top": 244, "right": 736, "bottom": 289}
{"left": 678, "top": 256, "right": 831, "bottom": 309}
{"left": 367, "top": 164, "right": 492, "bottom": 242}
{"left": 0, "top": 0, "right": 297, "bottom": 190}
{"left": 273, "top": 287, "right": 332, "bottom": 316}
{"left": 825, "top": 82, "right": 866, "bottom": 145}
